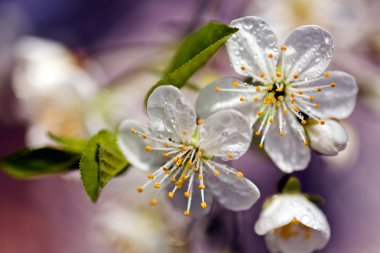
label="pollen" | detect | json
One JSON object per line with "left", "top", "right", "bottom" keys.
{"left": 241, "top": 66, "right": 246, "bottom": 71}
{"left": 236, "top": 171, "right": 244, "bottom": 178}
{"left": 256, "top": 86, "right": 261, "bottom": 92}
{"left": 154, "top": 183, "right": 161, "bottom": 188}
{"left": 197, "top": 119, "right": 204, "bottom": 125}
{"left": 303, "top": 141, "right": 309, "bottom": 146}
{"left": 240, "top": 97, "right": 246, "bottom": 102}
{"left": 315, "top": 103, "right": 320, "bottom": 108}
{"left": 293, "top": 73, "right": 299, "bottom": 79}
{"left": 293, "top": 107, "right": 299, "bottom": 112}
{"left": 171, "top": 177, "right": 176, "bottom": 182}
{"left": 184, "top": 191, "right": 190, "bottom": 198}
{"left": 276, "top": 102, "right": 281, "bottom": 108}
{"left": 281, "top": 45, "right": 287, "bottom": 51}
{"left": 268, "top": 85, "right": 273, "bottom": 91}
{"left": 310, "top": 95, "right": 315, "bottom": 101}
{"left": 298, "top": 90, "right": 303, "bottom": 95}
{"left": 290, "top": 93, "right": 295, "bottom": 98}
{"left": 168, "top": 192, "right": 174, "bottom": 199}
{"left": 276, "top": 71, "right": 282, "bottom": 78}
{"left": 162, "top": 166, "right": 168, "bottom": 171}
{"left": 150, "top": 199, "right": 157, "bottom": 206}
{"left": 276, "top": 88, "right": 284, "bottom": 92}
{"left": 182, "top": 130, "right": 188, "bottom": 135}
{"left": 130, "top": 128, "right": 137, "bottom": 134}
{"left": 233, "top": 81, "right": 239, "bottom": 87}
{"left": 301, "top": 120, "right": 307, "bottom": 125}
{"left": 291, "top": 100, "right": 295, "bottom": 104}
{"left": 320, "top": 120, "right": 326, "bottom": 125}
{"left": 259, "top": 144, "right": 264, "bottom": 149}
{"left": 213, "top": 170, "right": 220, "bottom": 176}
{"left": 215, "top": 86, "right": 221, "bottom": 92}
{"left": 201, "top": 202, "right": 207, "bottom": 209}
{"left": 183, "top": 210, "right": 190, "bottom": 216}
{"left": 148, "top": 174, "right": 154, "bottom": 180}
{"left": 260, "top": 73, "right": 266, "bottom": 78}
{"left": 181, "top": 146, "right": 188, "bottom": 151}
{"left": 316, "top": 87, "right": 322, "bottom": 92}
{"left": 269, "top": 118, "right": 274, "bottom": 124}
{"left": 227, "top": 152, "right": 234, "bottom": 158}
{"left": 324, "top": 72, "right": 331, "bottom": 78}
{"left": 194, "top": 167, "right": 199, "bottom": 173}
{"left": 283, "top": 109, "right": 287, "bottom": 114}
{"left": 280, "top": 131, "right": 284, "bottom": 136}
{"left": 253, "top": 97, "right": 259, "bottom": 102}
{"left": 255, "top": 131, "right": 261, "bottom": 136}
{"left": 330, "top": 82, "right": 336, "bottom": 87}
{"left": 137, "top": 186, "right": 144, "bottom": 193}
{"left": 163, "top": 153, "right": 169, "bottom": 157}
{"left": 141, "top": 133, "right": 148, "bottom": 139}
{"left": 257, "top": 111, "right": 262, "bottom": 116}
{"left": 187, "top": 161, "right": 193, "bottom": 166}
{"left": 268, "top": 53, "right": 274, "bottom": 59}
{"left": 199, "top": 184, "right": 206, "bottom": 190}
{"left": 164, "top": 142, "right": 171, "bottom": 147}
{"left": 145, "top": 145, "right": 152, "bottom": 152}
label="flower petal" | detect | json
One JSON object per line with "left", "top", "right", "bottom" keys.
{"left": 307, "top": 119, "right": 348, "bottom": 156}
{"left": 264, "top": 112, "right": 311, "bottom": 173}
{"left": 297, "top": 71, "right": 358, "bottom": 119}
{"left": 196, "top": 77, "right": 260, "bottom": 127}
{"left": 147, "top": 85, "right": 196, "bottom": 143}
{"left": 282, "top": 25, "right": 334, "bottom": 83}
{"left": 204, "top": 161, "right": 260, "bottom": 211}
{"left": 198, "top": 110, "right": 252, "bottom": 160}
{"left": 254, "top": 194, "right": 330, "bottom": 241}
{"left": 117, "top": 119, "right": 166, "bottom": 171}
{"left": 227, "top": 16, "right": 279, "bottom": 80}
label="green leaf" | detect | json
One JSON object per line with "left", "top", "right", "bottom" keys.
{"left": 0, "top": 147, "right": 80, "bottom": 178}
{"left": 48, "top": 132, "right": 88, "bottom": 153}
{"left": 145, "top": 22, "right": 238, "bottom": 105}
{"left": 80, "top": 130, "right": 129, "bottom": 202}
{"left": 282, "top": 176, "right": 302, "bottom": 194}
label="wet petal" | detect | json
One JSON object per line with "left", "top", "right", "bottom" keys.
{"left": 227, "top": 16, "right": 279, "bottom": 80}
{"left": 296, "top": 71, "right": 358, "bottom": 119}
{"left": 282, "top": 25, "right": 334, "bottom": 83}
{"left": 196, "top": 77, "right": 260, "bottom": 127}
{"left": 118, "top": 119, "right": 167, "bottom": 171}
{"left": 204, "top": 161, "right": 260, "bottom": 211}
{"left": 147, "top": 85, "right": 196, "bottom": 143}
{"left": 198, "top": 110, "right": 252, "bottom": 160}
{"left": 307, "top": 119, "right": 348, "bottom": 156}
{"left": 264, "top": 111, "right": 310, "bottom": 173}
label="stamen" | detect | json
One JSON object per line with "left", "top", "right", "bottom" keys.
{"left": 215, "top": 86, "right": 221, "bottom": 92}
{"left": 233, "top": 81, "right": 239, "bottom": 87}
{"left": 130, "top": 128, "right": 137, "bottom": 134}
{"left": 145, "top": 145, "right": 152, "bottom": 152}
{"left": 227, "top": 152, "right": 234, "bottom": 158}
{"left": 241, "top": 66, "right": 246, "bottom": 71}
{"left": 150, "top": 199, "right": 157, "bottom": 206}
{"left": 281, "top": 45, "right": 287, "bottom": 51}
{"left": 324, "top": 72, "right": 331, "bottom": 78}
{"left": 197, "top": 119, "right": 204, "bottom": 125}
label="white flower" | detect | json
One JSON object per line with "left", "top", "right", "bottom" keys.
{"left": 307, "top": 119, "right": 348, "bottom": 156}
{"left": 196, "top": 16, "right": 358, "bottom": 173}
{"left": 254, "top": 194, "right": 330, "bottom": 253}
{"left": 117, "top": 85, "right": 260, "bottom": 216}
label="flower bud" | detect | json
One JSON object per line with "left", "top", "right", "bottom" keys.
{"left": 307, "top": 120, "right": 348, "bottom": 156}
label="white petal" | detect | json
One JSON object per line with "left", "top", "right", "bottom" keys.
{"left": 117, "top": 119, "right": 166, "bottom": 171}
{"left": 296, "top": 71, "right": 358, "bottom": 119}
{"left": 147, "top": 85, "right": 196, "bottom": 143}
{"left": 195, "top": 77, "right": 260, "bottom": 127}
{"left": 227, "top": 16, "right": 279, "bottom": 80}
{"left": 307, "top": 120, "right": 348, "bottom": 156}
{"left": 254, "top": 194, "right": 330, "bottom": 241}
{"left": 198, "top": 110, "right": 252, "bottom": 160}
{"left": 204, "top": 161, "right": 260, "bottom": 211}
{"left": 264, "top": 112, "right": 311, "bottom": 173}
{"left": 282, "top": 25, "right": 334, "bottom": 83}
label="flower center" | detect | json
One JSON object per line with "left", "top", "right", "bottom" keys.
{"left": 275, "top": 218, "right": 312, "bottom": 240}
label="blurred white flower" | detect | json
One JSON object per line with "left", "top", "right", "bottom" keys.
{"left": 118, "top": 85, "right": 260, "bottom": 216}
{"left": 255, "top": 194, "right": 330, "bottom": 253}
{"left": 196, "top": 16, "right": 358, "bottom": 173}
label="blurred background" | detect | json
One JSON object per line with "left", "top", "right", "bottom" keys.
{"left": 0, "top": 0, "right": 380, "bottom": 252}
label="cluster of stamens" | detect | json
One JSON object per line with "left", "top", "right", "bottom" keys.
{"left": 130, "top": 125, "right": 244, "bottom": 216}
{"left": 275, "top": 218, "right": 312, "bottom": 240}
{"left": 215, "top": 45, "right": 336, "bottom": 148}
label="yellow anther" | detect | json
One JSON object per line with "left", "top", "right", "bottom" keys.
{"left": 316, "top": 87, "right": 322, "bottom": 92}
{"left": 198, "top": 175, "right": 203, "bottom": 180}
{"left": 268, "top": 85, "right": 273, "bottom": 91}
{"left": 213, "top": 170, "right": 220, "bottom": 176}
{"left": 227, "top": 152, "right": 234, "bottom": 158}
{"left": 278, "top": 95, "right": 284, "bottom": 100}
{"left": 183, "top": 210, "right": 190, "bottom": 216}
{"left": 330, "top": 82, "right": 336, "bottom": 87}
{"left": 320, "top": 120, "right": 326, "bottom": 125}
{"left": 194, "top": 167, "right": 199, "bottom": 173}
{"left": 315, "top": 103, "right": 320, "bottom": 108}
{"left": 293, "top": 107, "right": 299, "bottom": 112}
{"left": 310, "top": 96, "right": 315, "bottom": 101}
{"left": 233, "top": 81, "right": 239, "bottom": 87}
{"left": 176, "top": 159, "right": 182, "bottom": 167}
{"left": 269, "top": 118, "right": 274, "bottom": 124}
{"left": 260, "top": 73, "right": 266, "bottom": 78}
{"left": 137, "top": 186, "right": 144, "bottom": 193}
{"left": 130, "top": 128, "right": 137, "bottom": 134}
{"left": 181, "top": 146, "right": 188, "bottom": 151}
{"left": 141, "top": 133, "right": 148, "bottom": 139}
{"left": 291, "top": 100, "right": 295, "bottom": 104}
{"left": 257, "top": 111, "right": 262, "bottom": 116}
{"left": 162, "top": 166, "right": 168, "bottom": 171}
{"left": 301, "top": 120, "right": 307, "bottom": 125}
{"left": 187, "top": 161, "right": 193, "bottom": 166}
{"left": 293, "top": 73, "right": 299, "bottom": 79}
{"left": 197, "top": 119, "right": 204, "bottom": 125}
{"left": 253, "top": 97, "right": 259, "bottom": 102}
{"left": 281, "top": 45, "right": 287, "bottom": 51}
{"left": 201, "top": 202, "right": 207, "bottom": 209}
{"left": 173, "top": 157, "right": 179, "bottom": 162}
{"left": 148, "top": 174, "right": 154, "bottom": 180}
{"left": 168, "top": 192, "right": 174, "bottom": 199}
{"left": 290, "top": 93, "right": 295, "bottom": 98}
{"left": 255, "top": 131, "right": 261, "bottom": 136}
{"left": 280, "top": 131, "right": 284, "bottom": 136}
{"left": 276, "top": 102, "right": 281, "bottom": 108}
{"left": 182, "top": 130, "right": 188, "bottom": 135}
{"left": 199, "top": 184, "right": 206, "bottom": 190}
{"left": 171, "top": 177, "right": 177, "bottom": 182}
{"left": 240, "top": 97, "right": 246, "bottom": 102}
{"left": 324, "top": 72, "right": 331, "bottom": 78}
{"left": 166, "top": 171, "right": 171, "bottom": 175}
{"left": 145, "top": 145, "right": 152, "bottom": 152}
{"left": 283, "top": 109, "right": 287, "bottom": 114}
{"left": 184, "top": 191, "right": 190, "bottom": 198}
{"left": 154, "top": 183, "right": 161, "bottom": 189}
{"left": 236, "top": 171, "right": 244, "bottom": 178}
{"left": 163, "top": 153, "right": 169, "bottom": 157}
{"left": 268, "top": 53, "right": 274, "bottom": 59}
{"left": 241, "top": 66, "right": 246, "bottom": 71}
{"left": 259, "top": 144, "right": 264, "bottom": 149}
{"left": 196, "top": 151, "right": 202, "bottom": 157}
{"left": 256, "top": 86, "right": 261, "bottom": 92}
{"left": 276, "top": 71, "right": 282, "bottom": 78}
{"left": 150, "top": 199, "right": 157, "bottom": 206}
{"left": 303, "top": 141, "right": 309, "bottom": 146}
{"left": 215, "top": 86, "right": 221, "bottom": 92}
{"left": 276, "top": 87, "right": 284, "bottom": 92}
{"left": 164, "top": 142, "right": 170, "bottom": 147}
{"left": 298, "top": 90, "right": 303, "bottom": 95}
